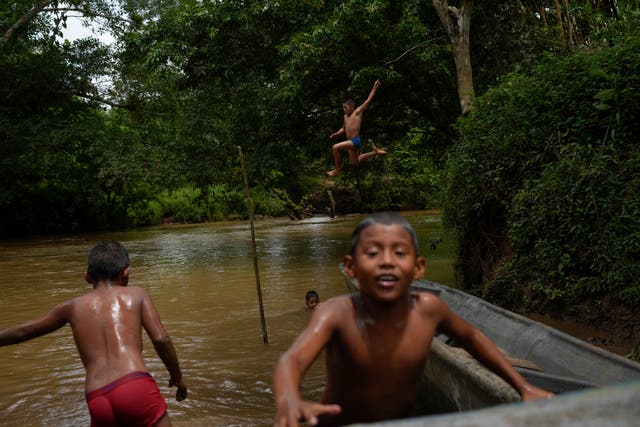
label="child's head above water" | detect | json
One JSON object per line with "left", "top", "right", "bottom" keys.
{"left": 349, "top": 212, "right": 419, "bottom": 256}
{"left": 305, "top": 290, "right": 320, "bottom": 310}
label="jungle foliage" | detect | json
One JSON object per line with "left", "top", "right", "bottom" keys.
{"left": 444, "top": 13, "right": 640, "bottom": 314}
{"left": 1, "top": 0, "right": 466, "bottom": 234}
{"left": 2, "top": 1, "right": 639, "bottom": 323}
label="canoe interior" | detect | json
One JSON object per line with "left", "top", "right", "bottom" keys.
{"left": 411, "top": 278, "right": 640, "bottom": 391}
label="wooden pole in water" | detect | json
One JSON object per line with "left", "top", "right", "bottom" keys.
{"left": 238, "top": 146, "right": 269, "bottom": 343}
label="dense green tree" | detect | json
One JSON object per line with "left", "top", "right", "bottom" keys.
{"left": 444, "top": 12, "right": 640, "bottom": 318}
{"left": 2, "top": 0, "right": 637, "bottom": 238}
{"left": 111, "top": 0, "right": 457, "bottom": 215}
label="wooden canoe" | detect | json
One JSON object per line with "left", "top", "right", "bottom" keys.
{"left": 339, "top": 265, "right": 640, "bottom": 414}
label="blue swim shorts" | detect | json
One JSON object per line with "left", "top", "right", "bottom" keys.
{"left": 349, "top": 136, "right": 362, "bottom": 149}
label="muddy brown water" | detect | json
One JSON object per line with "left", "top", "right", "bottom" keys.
{"left": 0, "top": 211, "right": 455, "bottom": 426}
{"left": 0, "top": 211, "right": 631, "bottom": 426}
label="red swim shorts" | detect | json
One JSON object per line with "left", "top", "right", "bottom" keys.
{"left": 85, "top": 371, "right": 167, "bottom": 427}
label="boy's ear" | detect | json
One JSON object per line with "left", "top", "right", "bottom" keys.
{"left": 121, "top": 267, "right": 130, "bottom": 282}
{"left": 343, "top": 255, "right": 355, "bottom": 278}
{"left": 84, "top": 271, "right": 92, "bottom": 284}
{"left": 413, "top": 257, "right": 426, "bottom": 280}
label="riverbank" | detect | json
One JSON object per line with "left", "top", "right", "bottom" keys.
{"left": 526, "top": 301, "right": 640, "bottom": 360}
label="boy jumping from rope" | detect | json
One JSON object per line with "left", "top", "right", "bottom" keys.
{"left": 327, "top": 79, "right": 387, "bottom": 177}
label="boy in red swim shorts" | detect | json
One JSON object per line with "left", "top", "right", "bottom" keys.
{"left": 0, "top": 240, "right": 187, "bottom": 426}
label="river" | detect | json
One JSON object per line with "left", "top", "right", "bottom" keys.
{"left": 0, "top": 211, "right": 456, "bottom": 426}
{"left": 1, "top": 210, "right": 633, "bottom": 426}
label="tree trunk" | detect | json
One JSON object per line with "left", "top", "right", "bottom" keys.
{"left": 432, "top": 0, "right": 475, "bottom": 115}
{"left": 552, "top": 0, "right": 566, "bottom": 44}
{"left": 561, "top": 0, "right": 579, "bottom": 46}
{"left": 539, "top": 4, "right": 548, "bottom": 25}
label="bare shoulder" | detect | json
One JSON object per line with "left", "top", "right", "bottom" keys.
{"left": 105, "top": 285, "right": 151, "bottom": 301}
{"left": 322, "top": 294, "right": 354, "bottom": 307}
{"left": 308, "top": 294, "right": 355, "bottom": 328}
{"left": 48, "top": 297, "right": 75, "bottom": 319}
{"left": 73, "top": 285, "right": 150, "bottom": 311}
{"left": 123, "top": 286, "right": 155, "bottom": 311}
{"left": 126, "top": 285, "right": 151, "bottom": 297}
{"left": 283, "top": 295, "right": 356, "bottom": 354}
{"left": 412, "top": 291, "right": 449, "bottom": 318}
{"left": 314, "top": 294, "right": 354, "bottom": 317}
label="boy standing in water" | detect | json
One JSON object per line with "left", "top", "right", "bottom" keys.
{"left": 327, "top": 79, "right": 387, "bottom": 177}
{"left": 0, "top": 240, "right": 187, "bottom": 426}
{"left": 272, "top": 212, "right": 552, "bottom": 427}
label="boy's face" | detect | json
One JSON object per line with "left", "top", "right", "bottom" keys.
{"left": 343, "top": 103, "right": 355, "bottom": 116}
{"left": 305, "top": 297, "right": 320, "bottom": 310}
{"left": 344, "top": 224, "right": 425, "bottom": 303}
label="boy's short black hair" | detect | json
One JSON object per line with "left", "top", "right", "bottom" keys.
{"left": 87, "top": 240, "right": 130, "bottom": 281}
{"left": 350, "top": 212, "right": 419, "bottom": 256}
{"left": 305, "top": 290, "right": 319, "bottom": 301}
{"left": 343, "top": 99, "right": 355, "bottom": 107}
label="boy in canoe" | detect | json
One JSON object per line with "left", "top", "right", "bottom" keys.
{"left": 326, "top": 79, "right": 387, "bottom": 177}
{"left": 272, "top": 212, "right": 552, "bottom": 427}
{"left": 0, "top": 240, "right": 187, "bottom": 426}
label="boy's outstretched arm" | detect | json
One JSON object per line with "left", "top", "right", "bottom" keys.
{"left": 435, "top": 297, "right": 554, "bottom": 401}
{"left": 330, "top": 127, "right": 344, "bottom": 139}
{"left": 356, "top": 79, "right": 381, "bottom": 113}
{"left": 0, "top": 302, "right": 70, "bottom": 346}
{"left": 273, "top": 304, "right": 341, "bottom": 427}
{"left": 141, "top": 291, "right": 188, "bottom": 401}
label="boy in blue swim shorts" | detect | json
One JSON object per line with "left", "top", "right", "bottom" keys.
{"left": 0, "top": 240, "right": 187, "bottom": 426}
{"left": 327, "top": 79, "right": 387, "bottom": 177}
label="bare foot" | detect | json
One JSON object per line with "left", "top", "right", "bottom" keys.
{"left": 375, "top": 148, "right": 387, "bottom": 156}
{"left": 327, "top": 169, "right": 341, "bottom": 177}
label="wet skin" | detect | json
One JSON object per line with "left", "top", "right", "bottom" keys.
{"left": 273, "top": 224, "right": 552, "bottom": 426}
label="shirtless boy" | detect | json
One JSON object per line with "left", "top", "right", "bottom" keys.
{"left": 0, "top": 240, "right": 187, "bottom": 426}
{"left": 327, "top": 79, "right": 387, "bottom": 177}
{"left": 272, "top": 212, "right": 552, "bottom": 427}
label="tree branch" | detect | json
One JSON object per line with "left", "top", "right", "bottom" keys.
{"left": 432, "top": 0, "right": 455, "bottom": 39}
{"left": 1, "top": 1, "right": 131, "bottom": 51}
{"left": 380, "top": 36, "right": 448, "bottom": 68}
{"left": 0, "top": 0, "right": 55, "bottom": 51}
{"left": 74, "top": 92, "right": 129, "bottom": 109}
{"left": 43, "top": 7, "right": 135, "bottom": 25}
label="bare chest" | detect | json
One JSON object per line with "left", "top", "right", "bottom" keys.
{"left": 329, "top": 322, "right": 434, "bottom": 379}
{"left": 343, "top": 114, "right": 363, "bottom": 135}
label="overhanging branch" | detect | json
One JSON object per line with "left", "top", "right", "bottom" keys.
{"left": 0, "top": 0, "right": 55, "bottom": 51}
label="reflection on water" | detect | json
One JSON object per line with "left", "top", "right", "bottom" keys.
{"left": 0, "top": 211, "right": 455, "bottom": 426}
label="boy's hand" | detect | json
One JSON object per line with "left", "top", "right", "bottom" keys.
{"left": 520, "top": 384, "right": 554, "bottom": 401}
{"left": 274, "top": 398, "right": 341, "bottom": 427}
{"left": 170, "top": 377, "right": 188, "bottom": 401}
